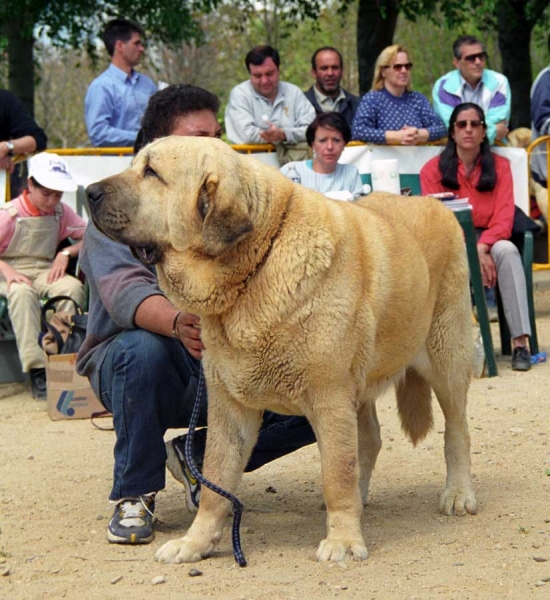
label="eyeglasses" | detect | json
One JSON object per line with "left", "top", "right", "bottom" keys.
{"left": 454, "top": 119, "right": 485, "bottom": 129}
{"left": 384, "top": 63, "right": 413, "bottom": 71}
{"left": 462, "top": 52, "right": 488, "bottom": 63}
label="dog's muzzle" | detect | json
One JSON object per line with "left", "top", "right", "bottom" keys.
{"left": 85, "top": 182, "right": 105, "bottom": 217}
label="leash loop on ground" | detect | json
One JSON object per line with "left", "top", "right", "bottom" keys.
{"left": 184, "top": 365, "right": 247, "bottom": 567}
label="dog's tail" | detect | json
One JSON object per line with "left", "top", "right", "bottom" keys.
{"left": 395, "top": 368, "right": 433, "bottom": 445}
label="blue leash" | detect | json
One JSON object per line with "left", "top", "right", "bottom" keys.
{"left": 183, "top": 365, "right": 247, "bottom": 567}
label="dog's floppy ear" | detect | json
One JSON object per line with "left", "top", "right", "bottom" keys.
{"left": 199, "top": 175, "right": 253, "bottom": 256}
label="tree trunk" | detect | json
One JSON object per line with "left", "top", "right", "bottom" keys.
{"left": 356, "top": 0, "right": 399, "bottom": 95}
{"left": 6, "top": 17, "right": 35, "bottom": 116}
{"left": 496, "top": 1, "right": 533, "bottom": 129}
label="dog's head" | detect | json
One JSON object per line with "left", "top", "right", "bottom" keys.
{"left": 507, "top": 127, "right": 531, "bottom": 149}
{"left": 86, "top": 136, "right": 271, "bottom": 263}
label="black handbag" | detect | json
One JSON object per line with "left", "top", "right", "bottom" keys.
{"left": 512, "top": 205, "right": 541, "bottom": 236}
{"left": 510, "top": 206, "right": 541, "bottom": 254}
{"left": 40, "top": 295, "right": 88, "bottom": 355}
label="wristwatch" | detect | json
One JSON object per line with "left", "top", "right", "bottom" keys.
{"left": 5, "top": 141, "right": 14, "bottom": 156}
{"left": 61, "top": 249, "right": 71, "bottom": 257}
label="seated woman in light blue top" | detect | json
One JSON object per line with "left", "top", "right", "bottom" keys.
{"left": 351, "top": 44, "right": 446, "bottom": 145}
{"left": 281, "top": 112, "right": 364, "bottom": 200}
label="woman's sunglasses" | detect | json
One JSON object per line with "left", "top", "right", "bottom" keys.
{"left": 384, "top": 63, "right": 413, "bottom": 71}
{"left": 454, "top": 119, "right": 485, "bottom": 130}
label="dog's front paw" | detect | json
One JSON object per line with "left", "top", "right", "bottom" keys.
{"left": 316, "top": 537, "right": 368, "bottom": 562}
{"left": 155, "top": 536, "right": 213, "bottom": 564}
{"left": 440, "top": 486, "right": 477, "bottom": 516}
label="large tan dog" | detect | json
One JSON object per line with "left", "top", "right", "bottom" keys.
{"left": 86, "top": 136, "right": 477, "bottom": 564}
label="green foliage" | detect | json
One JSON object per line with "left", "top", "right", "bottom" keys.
{"left": 0, "top": 1, "right": 223, "bottom": 113}
{"left": 9, "top": 0, "right": 550, "bottom": 145}
{"left": 369, "top": 0, "right": 546, "bottom": 31}
{"left": 412, "top": 1, "right": 472, "bottom": 29}
{"left": 0, "top": 1, "right": 220, "bottom": 51}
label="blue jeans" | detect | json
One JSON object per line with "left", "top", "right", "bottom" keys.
{"left": 485, "top": 285, "right": 496, "bottom": 308}
{"left": 189, "top": 413, "right": 316, "bottom": 473}
{"left": 99, "top": 329, "right": 316, "bottom": 500}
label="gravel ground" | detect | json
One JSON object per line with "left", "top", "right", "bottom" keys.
{"left": 1, "top": 292, "right": 550, "bottom": 600}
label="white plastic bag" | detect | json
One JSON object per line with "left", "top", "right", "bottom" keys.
{"left": 472, "top": 320, "right": 486, "bottom": 378}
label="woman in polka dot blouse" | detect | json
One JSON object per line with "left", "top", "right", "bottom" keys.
{"left": 351, "top": 44, "right": 446, "bottom": 145}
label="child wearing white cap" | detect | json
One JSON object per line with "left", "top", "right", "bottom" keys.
{"left": 0, "top": 152, "right": 87, "bottom": 399}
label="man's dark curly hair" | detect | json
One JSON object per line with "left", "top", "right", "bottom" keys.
{"left": 135, "top": 84, "right": 220, "bottom": 152}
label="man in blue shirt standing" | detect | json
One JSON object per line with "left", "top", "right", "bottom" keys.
{"left": 84, "top": 18, "right": 157, "bottom": 147}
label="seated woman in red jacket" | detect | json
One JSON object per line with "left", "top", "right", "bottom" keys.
{"left": 420, "top": 102, "right": 531, "bottom": 371}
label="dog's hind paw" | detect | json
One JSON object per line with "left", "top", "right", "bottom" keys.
{"left": 316, "top": 538, "right": 368, "bottom": 562}
{"left": 155, "top": 537, "right": 211, "bottom": 564}
{"left": 439, "top": 486, "right": 477, "bottom": 516}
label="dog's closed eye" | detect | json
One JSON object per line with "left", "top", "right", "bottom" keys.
{"left": 198, "top": 184, "right": 210, "bottom": 219}
{"left": 144, "top": 166, "right": 159, "bottom": 179}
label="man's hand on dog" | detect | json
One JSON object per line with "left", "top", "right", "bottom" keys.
{"left": 176, "top": 312, "right": 205, "bottom": 359}
{"left": 134, "top": 296, "right": 205, "bottom": 358}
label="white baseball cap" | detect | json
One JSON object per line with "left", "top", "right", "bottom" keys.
{"left": 28, "top": 152, "right": 78, "bottom": 192}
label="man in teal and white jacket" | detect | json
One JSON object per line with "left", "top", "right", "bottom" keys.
{"left": 432, "top": 35, "right": 511, "bottom": 145}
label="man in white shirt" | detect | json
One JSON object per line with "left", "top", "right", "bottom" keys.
{"left": 225, "top": 45, "right": 315, "bottom": 163}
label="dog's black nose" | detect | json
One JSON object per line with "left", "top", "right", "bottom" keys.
{"left": 86, "top": 183, "right": 105, "bottom": 209}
